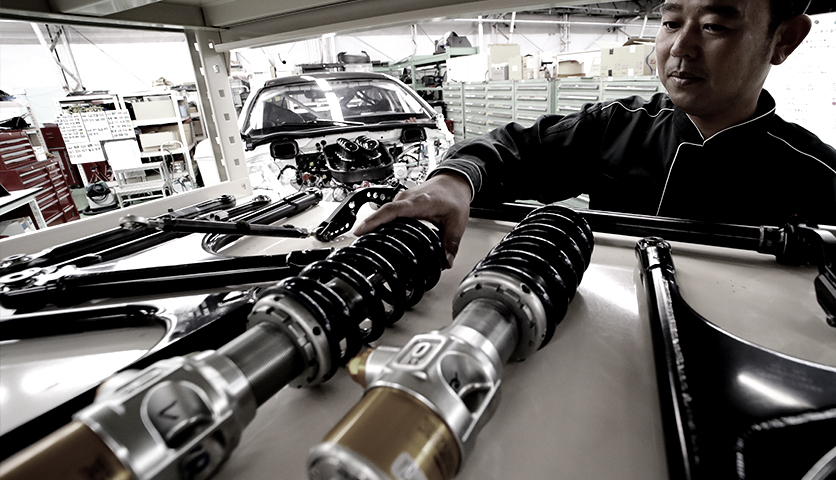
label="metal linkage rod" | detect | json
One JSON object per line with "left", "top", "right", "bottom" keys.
{"left": 470, "top": 203, "right": 782, "bottom": 254}
{"left": 202, "top": 188, "right": 323, "bottom": 253}
{"left": 308, "top": 205, "right": 594, "bottom": 480}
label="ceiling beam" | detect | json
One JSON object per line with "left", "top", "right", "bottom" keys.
{"left": 214, "top": 0, "right": 588, "bottom": 52}
{"left": 48, "top": 0, "right": 164, "bottom": 17}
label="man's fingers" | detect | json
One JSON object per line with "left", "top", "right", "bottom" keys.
{"left": 440, "top": 209, "right": 469, "bottom": 268}
{"left": 354, "top": 200, "right": 413, "bottom": 235}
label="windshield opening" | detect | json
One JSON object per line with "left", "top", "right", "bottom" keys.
{"left": 243, "top": 77, "right": 431, "bottom": 135}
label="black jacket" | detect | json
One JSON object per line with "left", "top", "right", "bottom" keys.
{"left": 435, "top": 90, "right": 836, "bottom": 227}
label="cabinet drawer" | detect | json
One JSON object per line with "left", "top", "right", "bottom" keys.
{"left": 1, "top": 151, "right": 37, "bottom": 168}
{"left": 20, "top": 169, "right": 50, "bottom": 188}
{"left": 516, "top": 104, "right": 549, "bottom": 113}
{"left": 45, "top": 210, "right": 65, "bottom": 227}
{"left": 36, "top": 187, "right": 57, "bottom": 204}
{"left": 557, "top": 93, "right": 599, "bottom": 102}
{"left": 487, "top": 111, "right": 513, "bottom": 120}
{"left": 515, "top": 84, "right": 549, "bottom": 92}
{"left": 515, "top": 114, "right": 541, "bottom": 126}
{"left": 64, "top": 205, "right": 81, "bottom": 222}
{"left": 556, "top": 105, "right": 583, "bottom": 114}
{"left": 516, "top": 95, "right": 548, "bottom": 102}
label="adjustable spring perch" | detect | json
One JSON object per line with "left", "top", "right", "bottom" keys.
{"left": 308, "top": 205, "right": 594, "bottom": 480}
{"left": 0, "top": 218, "right": 445, "bottom": 480}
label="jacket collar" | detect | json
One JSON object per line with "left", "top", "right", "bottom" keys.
{"left": 672, "top": 89, "right": 777, "bottom": 144}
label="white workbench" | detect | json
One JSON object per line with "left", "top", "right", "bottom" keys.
{"left": 0, "top": 203, "right": 832, "bottom": 479}
{"left": 211, "top": 211, "right": 832, "bottom": 480}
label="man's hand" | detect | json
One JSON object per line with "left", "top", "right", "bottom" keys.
{"left": 354, "top": 172, "right": 472, "bottom": 268}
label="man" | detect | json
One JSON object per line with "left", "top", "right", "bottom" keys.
{"left": 356, "top": 0, "right": 836, "bottom": 268}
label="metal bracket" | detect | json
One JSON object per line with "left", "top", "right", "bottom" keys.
{"left": 314, "top": 184, "right": 405, "bottom": 241}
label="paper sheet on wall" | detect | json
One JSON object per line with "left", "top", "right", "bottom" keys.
{"left": 56, "top": 109, "right": 137, "bottom": 164}
{"left": 763, "top": 12, "right": 836, "bottom": 149}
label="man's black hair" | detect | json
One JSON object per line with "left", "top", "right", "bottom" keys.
{"left": 769, "top": 0, "right": 811, "bottom": 32}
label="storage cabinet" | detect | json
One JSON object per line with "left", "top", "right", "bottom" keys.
{"left": 463, "top": 83, "right": 488, "bottom": 138}
{"left": 601, "top": 76, "right": 664, "bottom": 102}
{"left": 485, "top": 81, "right": 515, "bottom": 130}
{"left": 41, "top": 124, "right": 83, "bottom": 187}
{"left": 444, "top": 76, "right": 665, "bottom": 139}
{"left": 442, "top": 83, "right": 464, "bottom": 143}
{"left": 514, "top": 79, "right": 551, "bottom": 127}
{"left": 555, "top": 77, "right": 602, "bottom": 115}
{"left": 0, "top": 130, "right": 79, "bottom": 228}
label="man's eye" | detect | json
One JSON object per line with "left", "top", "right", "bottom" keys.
{"left": 703, "top": 23, "right": 728, "bottom": 32}
{"left": 662, "top": 21, "right": 681, "bottom": 29}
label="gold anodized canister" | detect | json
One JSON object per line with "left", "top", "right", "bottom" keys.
{"left": 322, "top": 386, "right": 461, "bottom": 480}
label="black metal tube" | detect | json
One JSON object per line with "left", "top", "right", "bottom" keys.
{"left": 470, "top": 203, "right": 781, "bottom": 255}
{"left": 218, "top": 322, "right": 303, "bottom": 407}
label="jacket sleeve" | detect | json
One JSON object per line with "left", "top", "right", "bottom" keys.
{"left": 430, "top": 101, "right": 611, "bottom": 205}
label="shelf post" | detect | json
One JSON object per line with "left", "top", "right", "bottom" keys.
{"left": 184, "top": 29, "right": 251, "bottom": 193}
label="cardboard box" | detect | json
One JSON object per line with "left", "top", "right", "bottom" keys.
{"left": 139, "top": 131, "right": 178, "bottom": 151}
{"left": 508, "top": 55, "right": 523, "bottom": 80}
{"left": 0, "top": 216, "right": 35, "bottom": 238}
{"left": 446, "top": 53, "right": 489, "bottom": 83}
{"left": 131, "top": 100, "right": 177, "bottom": 121}
{"left": 600, "top": 40, "right": 657, "bottom": 77}
{"left": 139, "top": 123, "right": 194, "bottom": 151}
{"left": 488, "top": 44, "right": 521, "bottom": 66}
{"left": 557, "top": 60, "right": 584, "bottom": 77}
{"left": 491, "top": 63, "right": 509, "bottom": 81}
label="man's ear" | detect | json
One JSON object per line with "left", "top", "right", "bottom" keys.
{"left": 771, "top": 14, "right": 812, "bottom": 65}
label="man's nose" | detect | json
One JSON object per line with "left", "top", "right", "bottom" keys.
{"left": 670, "top": 25, "right": 700, "bottom": 58}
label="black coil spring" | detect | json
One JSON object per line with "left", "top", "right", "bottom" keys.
{"left": 257, "top": 218, "right": 445, "bottom": 378}
{"left": 469, "top": 205, "right": 594, "bottom": 347}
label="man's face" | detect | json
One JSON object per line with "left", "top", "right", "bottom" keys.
{"left": 656, "top": 0, "right": 776, "bottom": 125}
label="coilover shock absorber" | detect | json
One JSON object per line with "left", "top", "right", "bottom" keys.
{"left": 307, "top": 205, "right": 594, "bottom": 480}
{"left": 0, "top": 219, "right": 444, "bottom": 480}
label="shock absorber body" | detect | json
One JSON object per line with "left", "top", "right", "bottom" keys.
{"left": 0, "top": 219, "right": 444, "bottom": 480}
{"left": 308, "top": 205, "right": 594, "bottom": 480}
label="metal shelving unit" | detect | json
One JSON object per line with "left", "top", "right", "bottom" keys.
{"left": 375, "top": 48, "right": 479, "bottom": 93}
{"left": 121, "top": 90, "right": 199, "bottom": 189}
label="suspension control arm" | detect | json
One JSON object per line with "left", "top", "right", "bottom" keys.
{"left": 308, "top": 205, "right": 594, "bottom": 480}
{"left": 0, "top": 195, "right": 238, "bottom": 275}
{"left": 0, "top": 249, "right": 332, "bottom": 310}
